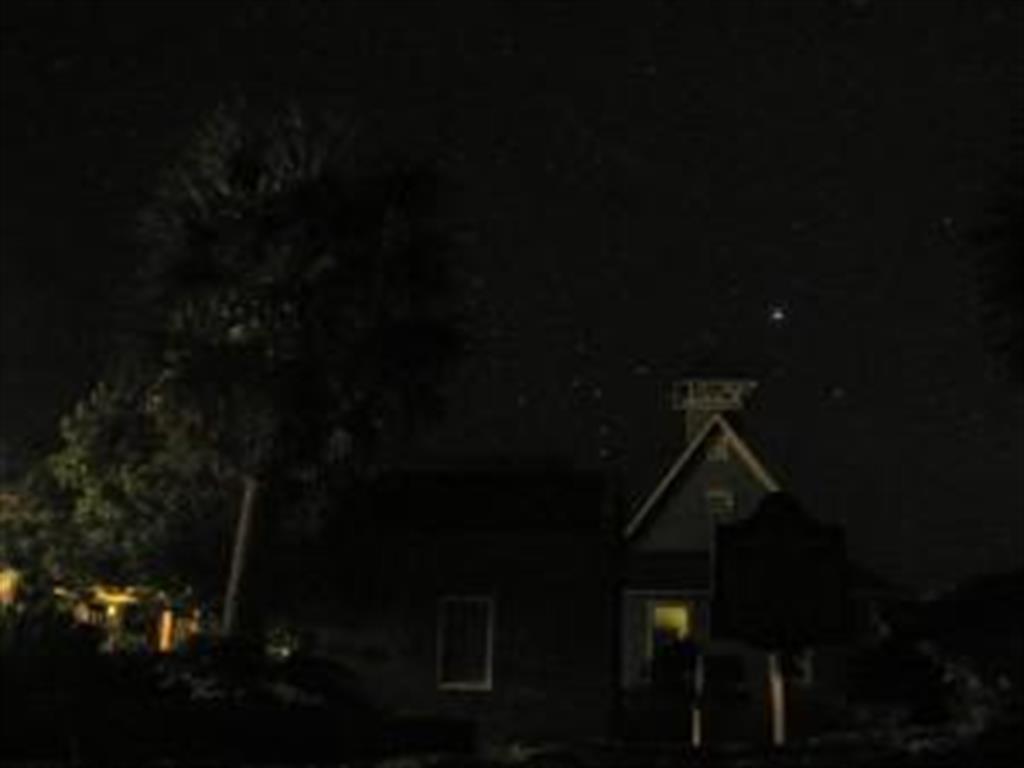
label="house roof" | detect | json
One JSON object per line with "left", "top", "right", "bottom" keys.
{"left": 623, "top": 413, "right": 780, "bottom": 540}
{"left": 372, "top": 467, "right": 615, "bottom": 533}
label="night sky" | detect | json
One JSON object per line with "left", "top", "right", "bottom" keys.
{"left": 2, "top": 0, "right": 1022, "bottom": 588}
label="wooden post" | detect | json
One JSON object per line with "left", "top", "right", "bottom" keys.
{"left": 690, "top": 651, "right": 705, "bottom": 748}
{"left": 768, "top": 651, "right": 786, "bottom": 747}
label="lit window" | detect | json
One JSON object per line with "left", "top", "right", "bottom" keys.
{"left": 648, "top": 600, "right": 698, "bottom": 689}
{"left": 438, "top": 596, "right": 494, "bottom": 690}
{"left": 622, "top": 593, "right": 704, "bottom": 689}
{"left": 651, "top": 602, "right": 691, "bottom": 656}
{"left": 706, "top": 488, "right": 735, "bottom": 518}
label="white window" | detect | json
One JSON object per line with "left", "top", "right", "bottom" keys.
{"left": 437, "top": 596, "right": 494, "bottom": 691}
{"left": 706, "top": 488, "right": 735, "bottom": 518}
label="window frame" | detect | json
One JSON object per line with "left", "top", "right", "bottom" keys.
{"left": 622, "top": 590, "right": 705, "bottom": 687}
{"left": 436, "top": 595, "right": 495, "bottom": 692}
{"left": 705, "top": 487, "right": 736, "bottom": 518}
{"left": 646, "top": 597, "right": 696, "bottom": 667}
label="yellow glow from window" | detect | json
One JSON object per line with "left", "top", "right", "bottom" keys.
{"left": 654, "top": 604, "right": 691, "bottom": 640}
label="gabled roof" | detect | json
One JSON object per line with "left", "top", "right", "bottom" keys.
{"left": 624, "top": 413, "right": 780, "bottom": 540}
{"left": 372, "top": 467, "right": 613, "bottom": 533}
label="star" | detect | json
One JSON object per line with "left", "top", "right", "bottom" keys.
{"left": 631, "top": 363, "right": 652, "bottom": 376}
{"left": 827, "top": 385, "right": 847, "bottom": 401}
{"left": 769, "top": 306, "right": 787, "bottom": 323}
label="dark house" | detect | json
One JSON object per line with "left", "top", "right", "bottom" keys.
{"left": 295, "top": 379, "right": 861, "bottom": 749}
{"left": 302, "top": 465, "right": 621, "bottom": 744}
{"left": 620, "top": 379, "right": 851, "bottom": 746}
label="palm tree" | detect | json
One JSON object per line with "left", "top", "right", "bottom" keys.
{"left": 138, "top": 104, "right": 464, "bottom": 635}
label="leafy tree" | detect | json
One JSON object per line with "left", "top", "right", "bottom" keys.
{"left": 2, "top": 105, "right": 464, "bottom": 632}
{"left": 1, "top": 376, "right": 232, "bottom": 604}
{"left": 131, "top": 104, "right": 463, "bottom": 634}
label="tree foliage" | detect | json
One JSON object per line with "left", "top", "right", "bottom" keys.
{"left": 140, "top": 104, "right": 462, "bottom": 481}
{"left": 2, "top": 377, "right": 232, "bottom": 602}
{"left": 6, "top": 103, "right": 464, "bottom": 626}
{"left": 139, "top": 104, "right": 463, "bottom": 632}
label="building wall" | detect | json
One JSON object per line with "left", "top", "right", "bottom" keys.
{"left": 620, "top": 427, "right": 798, "bottom": 745}
{"left": 311, "top": 525, "right": 619, "bottom": 744}
{"left": 630, "top": 433, "right": 771, "bottom": 554}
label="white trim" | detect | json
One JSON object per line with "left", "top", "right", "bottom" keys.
{"left": 436, "top": 595, "right": 495, "bottom": 692}
{"left": 671, "top": 379, "right": 758, "bottom": 412}
{"left": 720, "top": 421, "right": 780, "bottom": 493}
{"left": 624, "top": 416, "right": 721, "bottom": 539}
{"left": 624, "top": 414, "right": 780, "bottom": 540}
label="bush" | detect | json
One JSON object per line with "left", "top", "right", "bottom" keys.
{"left": 2, "top": 610, "right": 469, "bottom": 764}
{"left": 1, "top": 600, "right": 117, "bottom": 761}
{"left": 847, "top": 636, "right": 951, "bottom": 725}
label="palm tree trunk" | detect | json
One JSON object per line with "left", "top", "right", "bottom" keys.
{"left": 221, "top": 473, "right": 259, "bottom": 636}
{"left": 768, "top": 650, "right": 787, "bottom": 747}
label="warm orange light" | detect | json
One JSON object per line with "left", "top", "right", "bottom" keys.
{"left": 51, "top": 581, "right": 199, "bottom": 652}
{"left": 95, "top": 586, "right": 141, "bottom": 605}
{"left": 0, "top": 568, "right": 18, "bottom": 606}
{"left": 158, "top": 609, "right": 175, "bottom": 652}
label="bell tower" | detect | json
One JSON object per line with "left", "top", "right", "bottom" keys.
{"left": 672, "top": 379, "right": 758, "bottom": 444}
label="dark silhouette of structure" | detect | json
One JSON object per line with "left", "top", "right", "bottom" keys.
{"left": 281, "top": 379, "right": 869, "bottom": 747}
